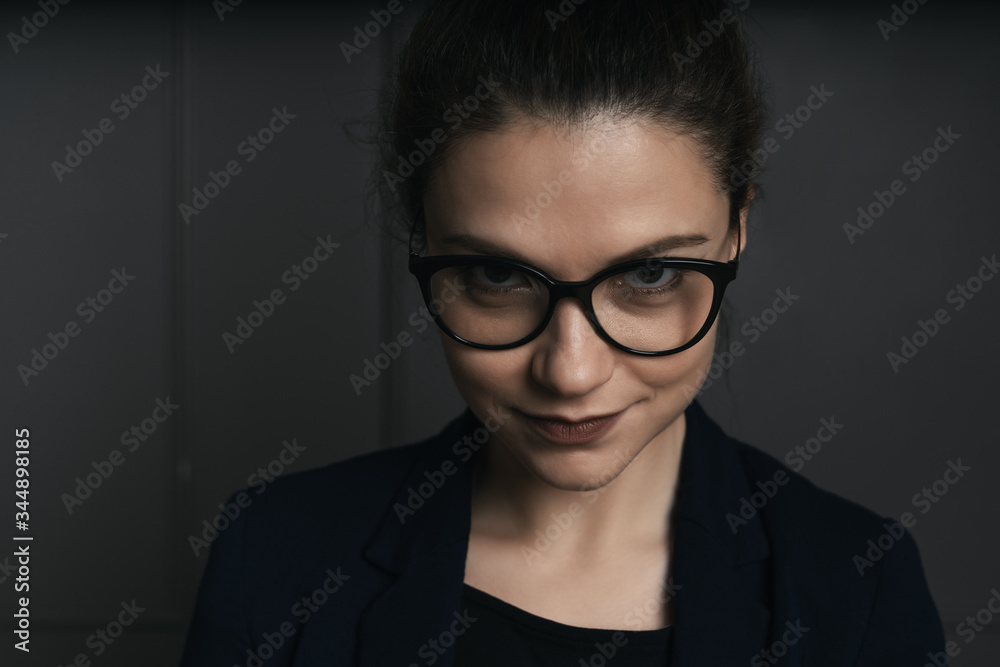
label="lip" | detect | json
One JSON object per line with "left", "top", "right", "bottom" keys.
{"left": 522, "top": 408, "right": 627, "bottom": 445}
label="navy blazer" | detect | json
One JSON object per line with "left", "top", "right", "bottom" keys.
{"left": 181, "top": 400, "right": 945, "bottom": 665}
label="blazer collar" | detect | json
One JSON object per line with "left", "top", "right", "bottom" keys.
{"left": 354, "top": 409, "right": 480, "bottom": 666}
{"left": 356, "top": 400, "right": 772, "bottom": 665}
{"left": 363, "top": 407, "right": 481, "bottom": 576}
{"left": 668, "top": 400, "right": 772, "bottom": 662}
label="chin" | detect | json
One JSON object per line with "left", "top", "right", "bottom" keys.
{"left": 504, "top": 427, "right": 643, "bottom": 492}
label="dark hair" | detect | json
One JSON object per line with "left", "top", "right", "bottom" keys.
{"left": 372, "top": 0, "right": 769, "bottom": 247}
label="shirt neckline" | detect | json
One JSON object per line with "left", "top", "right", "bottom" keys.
{"left": 461, "top": 582, "right": 673, "bottom": 645}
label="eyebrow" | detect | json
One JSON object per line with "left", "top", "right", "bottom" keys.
{"left": 437, "top": 232, "right": 714, "bottom": 266}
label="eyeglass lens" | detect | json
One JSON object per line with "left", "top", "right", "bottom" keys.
{"left": 427, "top": 261, "right": 716, "bottom": 352}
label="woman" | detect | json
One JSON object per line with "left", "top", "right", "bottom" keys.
{"left": 183, "top": 1, "right": 945, "bottom": 664}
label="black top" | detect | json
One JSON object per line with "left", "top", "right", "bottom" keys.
{"left": 453, "top": 583, "right": 672, "bottom": 666}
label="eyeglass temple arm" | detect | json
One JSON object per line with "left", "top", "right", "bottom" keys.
{"left": 409, "top": 208, "right": 424, "bottom": 257}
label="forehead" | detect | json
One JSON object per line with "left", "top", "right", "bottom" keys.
{"left": 423, "top": 118, "right": 729, "bottom": 280}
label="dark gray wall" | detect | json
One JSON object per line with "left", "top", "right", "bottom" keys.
{"left": 1, "top": 1, "right": 996, "bottom": 664}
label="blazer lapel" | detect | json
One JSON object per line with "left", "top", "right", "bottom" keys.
{"left": 669, "top": 401, "right": 772, "bottom": 665}
{"left": 355, "top": 409, "right": 481, "bottom": 667}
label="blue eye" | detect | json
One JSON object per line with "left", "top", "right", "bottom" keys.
{"left": 623, "top": 266, "right": 679, "bottom": 289}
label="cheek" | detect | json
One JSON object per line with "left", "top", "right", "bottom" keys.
{"left": 635, "top": 325, "right": 718, "bottom": 399}
{"left": 438, "top": 333, "right": 530, "bottom": 406}
{"left": 441, "top": 322, "right": 718, "bottom": 409}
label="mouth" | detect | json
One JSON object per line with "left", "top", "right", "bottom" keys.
{"left": 521, "top": 408, "right": 628, "bottom": 445}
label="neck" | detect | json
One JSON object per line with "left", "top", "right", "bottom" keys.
{"left": 471, "top": 412, "right": 685, "bottom": 563}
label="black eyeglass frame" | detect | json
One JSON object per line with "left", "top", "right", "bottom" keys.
{"left": 407, "top": 209, "right": 740, "bottom": 356}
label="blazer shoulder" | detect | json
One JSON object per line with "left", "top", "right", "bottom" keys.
{"left": 255, "top": 408, "right": 478, "bottom": 517}
{"left": 209, "top": 410, "right": 477, "bottom": 572}
{"left": 729, "top": 436, "right": 898, "bottom": 547}
{"left": 727, "top": 436, "right": 944, "bottom": 658}
{"left": 182, "top": 437, "right": 438, "bottom": 665}
{"left": 245, "top": 437, "right": 429, "bottom": 534}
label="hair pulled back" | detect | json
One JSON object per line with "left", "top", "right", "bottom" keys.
{"left": 374, "top": 0, "right": 769, "bottom": 246}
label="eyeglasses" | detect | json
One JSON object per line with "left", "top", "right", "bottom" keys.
{"left": 407, "top": 209, "right": 740, "bottom": 356}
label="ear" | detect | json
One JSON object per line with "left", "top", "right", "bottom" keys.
{"left": 736, "top": 186, "right": 753, "bottom": 256}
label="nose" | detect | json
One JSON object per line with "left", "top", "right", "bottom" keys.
{"left": 530, "top": 297, "right": 616, "bottom": 397}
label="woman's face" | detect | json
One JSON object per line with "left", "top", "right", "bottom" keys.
{"left": 422, "top": 117, "right": 744, "bottom": 492}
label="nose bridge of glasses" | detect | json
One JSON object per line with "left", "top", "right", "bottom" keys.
{"left": 538, "top": 281, "right": 604, "bottom": 344}
{"left": 543, "top": 279, "right": 599, "bottom": 313}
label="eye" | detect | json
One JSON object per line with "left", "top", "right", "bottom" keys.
{"left": 623, "top": 265, "right": 679, "bottom": 289}
{"left": 473, "top": 263, "right": 521, "bottom": 287}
